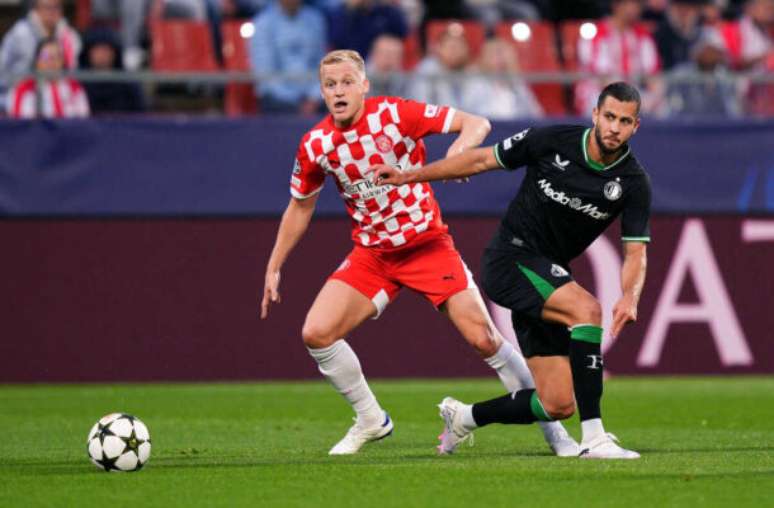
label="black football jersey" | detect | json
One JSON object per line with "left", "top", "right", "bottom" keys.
{"left": 491, "top": 125, "right": 651, "bottom": 265}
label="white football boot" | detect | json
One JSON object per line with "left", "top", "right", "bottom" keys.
{"left": 579, "top": 433, "right": 640, "bottom": 459}
{"left": 329, "top": 412, "right": 393, "bottom": 455}
{"left": 437, "top": 397, "right": 474, "bottom": 455}
{"left": 542, "top": 424, "right": 581, "bottom": 457}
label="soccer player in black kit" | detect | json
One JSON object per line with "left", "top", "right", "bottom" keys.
{"left": 371, "top": 82, "right": 649, "bottom": 459}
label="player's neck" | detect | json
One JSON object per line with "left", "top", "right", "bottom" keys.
{"left": 587, "top": 128, "right": 624, "bottom": 167}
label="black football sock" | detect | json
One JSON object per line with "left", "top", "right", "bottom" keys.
{"left": 471, "top": 388, "right": 553, "bottom": 426}
{"left": 569, "top": 324, "right": 604, "bottom": 421}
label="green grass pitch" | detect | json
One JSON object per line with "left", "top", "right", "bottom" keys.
{"left": 1, "top": 377, "right": 773, "bottom": 507}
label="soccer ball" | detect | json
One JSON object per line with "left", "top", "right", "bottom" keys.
{"left": 87, "top": 413, "right": 151, "bottom": 472}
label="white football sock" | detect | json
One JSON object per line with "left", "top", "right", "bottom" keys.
{"left": 307, "top": 340, "right": 384, "bottom": 426}
{"left": 459, "top": 402, "right": 478, "bottom": 432}
{"left": 581, "top": 418, "right": 606, "bottom": 443}
{"left": 484, "top": 340, "right": 532, "bottom": 391}
{"left": 485, "top": 341, "right": 571, "bottom": 442}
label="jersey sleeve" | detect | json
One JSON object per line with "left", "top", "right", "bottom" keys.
{"left": 395, "top": 98, "right": 456, "bottom": 139}
{"left": 493, "top": 127, "right": 546, "bottom": 171}
{"left": 289, "top": 140, "right": 325, "bottom": 200}
{"left": 621, "top": 176, "right": 652, "bottom": 242}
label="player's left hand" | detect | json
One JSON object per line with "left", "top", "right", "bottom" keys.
{"left": 611, "top": 294, "right": 638, "bottom": 338}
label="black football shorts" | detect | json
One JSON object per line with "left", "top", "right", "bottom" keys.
{"left": 481, "top": 245, "right": 574, "bottom": 358}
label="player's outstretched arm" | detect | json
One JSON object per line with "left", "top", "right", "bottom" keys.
{"left": 371, "top": 145, "right": 500, "bottom": 187}
{"left": 444, "top": 111, "right": 492, "bottom": 158}
{"left": 261, "top": 195, "right": 319, "bottom": 319}
{"left": 611, "top": 241, "right": 648, "bottom": 337}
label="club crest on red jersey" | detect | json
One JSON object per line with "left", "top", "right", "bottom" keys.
{"left": 375, "top": 134, "right": 394, "bottom": 153}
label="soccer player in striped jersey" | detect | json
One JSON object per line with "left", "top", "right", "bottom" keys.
{"left": 261, "top": 49, "right": 578, "bottom": 456}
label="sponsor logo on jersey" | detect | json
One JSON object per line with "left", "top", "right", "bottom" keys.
{"left": 603, "top": 180, "right": 623, "bottom": 201}
{"left": 551, "top": 264, "right": 569, "bottom": 277}
{"left": 503, "top": 128, "right": 530, "bottom": 150}
{"left": 343, "top": 179, "right": 393, "bottom": 200}
{"left": 375, "top": 134, "right": 394, "bottom": 153}
{"left": 552, "top": 154, "right": 570, "bottom": 171}
{"left": 424, "top": 104, "right": 440, "bottom": 118}
{"left": 292, "top": 158, "right": 301, "bottom": 175}
{"left": 537, "top": 178, "right": 611, "bottom": 220}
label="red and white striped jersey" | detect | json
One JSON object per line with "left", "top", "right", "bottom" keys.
{"left": 291, "top": 96, "right": 456, "bottom": 249}
{"left": 7, "top": 77, "right": 90, "bottom": 119}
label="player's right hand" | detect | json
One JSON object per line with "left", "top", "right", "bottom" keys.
{"left": 369, "top": 164, "right": 404, "bottom": 186}
{"left": 260, "top": 270, "right": 281, "bottom": 319}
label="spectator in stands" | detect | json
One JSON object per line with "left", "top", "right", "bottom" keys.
{"left": 153, "top": 0, "right": 208, "bottom": 19}
{"left": 468, "top": 0, "right": 541, "bottom": 29}
{"left": 722, "top": 0, "right": 774, "bottom": 114}
{"left": 249, "top": 0, "right": 327, "bottom": 114}
{"left": 654, "top": 0, "right": 706, "bottom": 70}
{"left": 720, "top": 0, "right": 773, "bottom": 70}
{"left": 575, "top": 0, "right": 664, "bottom": 115}
{"left": 79, "top": 28, "right": 145, "bottom": 114}
{"left": 418, "top": 0, "right": 474, "bottom": 50}
{"left": 0, "top": 0, "right": 81, "bottom": 108}
{"left": 666, "top": 27, "right": 741, "bottom": 116}
{"left": 90, "top": 0, "right": 150, "bottom": 70}
{"left": 326, "top": 0, "right": 408, "bottom": 59}
{"left": 701, "top": 0, "right": 730, "bottom": 24}
{"left": 91, "top": 0, "right": 209, "bottom": 70}
{"left": 6, "top": 38, "right": 90, "bottom": 119}
{"left": 642, "top": 0, "right": 670, "bottom": 21}
{"left": 406, "top": 23, "right": 471, "bottom": 106}
{"left": 460, "top": 38, "right": 543, "bottom": 120}
{"left": 366, "top": 34, "right": 407, "bottom": 96}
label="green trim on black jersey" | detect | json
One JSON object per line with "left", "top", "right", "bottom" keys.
{"left": 582, "top": 128, "right": 631, "bottom": 172}
{"left": 493, "top": 144, "right": 506, "bottom": 169}
{"left": 517, "top": 263, "right": 555, "bottom": 300}
{"left": 622, "top": 236, "right": 651, "bottom": 243}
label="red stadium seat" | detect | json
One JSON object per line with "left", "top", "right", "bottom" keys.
{"left": 75, "top": 0, "right": 92, "bottom": 31}
{"left": 221, "top": 20, "right": 251, "bottom": 71}
{"left": 495, "top": 21, "right": 566, "bottom": 115}
{"left": 426, "top": 20, "right": 487, "bottom": 58}
{"left": 402, "top": 31, "right": 422, "bottom": 70}
{"left": 150, "top": 20, "right": 219, "bottom": 72}
{"left": 220, "top": 20, "right": 258, "bottom": 116}
{"left": 559, "top": 19, "right": 588, "bottom": 72}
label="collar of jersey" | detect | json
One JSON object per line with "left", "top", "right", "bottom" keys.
{"left": 582, "top": 128, "right": 630, "bottom": 172}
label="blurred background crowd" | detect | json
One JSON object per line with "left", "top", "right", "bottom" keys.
{"left": 0, "top": 0, "right": 772, "bottom": 119}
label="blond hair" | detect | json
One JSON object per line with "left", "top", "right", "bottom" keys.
{"left": 319, "top": 49, "right": 366, "bottom": 78}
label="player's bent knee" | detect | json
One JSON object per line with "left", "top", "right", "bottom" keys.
{"left": 466, "top": 323, "right": 500, "bottom": 358}
{"left": 542, "top": 399, "right": 576, "bottom": 420}
{"left": 301, "top": 322, "right": 337, "bottom": 349}
{"left": 572, "top": 298, "right": 602, "bottom": 326}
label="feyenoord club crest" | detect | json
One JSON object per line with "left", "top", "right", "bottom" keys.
{"left": 375, "top": 135, "right": 394, "bottom": 154}
{"left": 603, "top": 180, "right": 623, "bottom": 201}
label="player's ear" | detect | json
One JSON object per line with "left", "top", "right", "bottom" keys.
{"left": 591, "top": 107, "right": 598, "bottom": 126}
{"left": 363, "top": 77, "right": 370, "bottom": 95}
{"left": 633, "top": 116, "right": 640, "bottom": 134}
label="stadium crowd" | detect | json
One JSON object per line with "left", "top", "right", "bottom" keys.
{"left": 0, "top": 0, "right": 772, "bottom": 118}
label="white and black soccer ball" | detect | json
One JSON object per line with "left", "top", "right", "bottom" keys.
{"left": 87, "top": 413, "right": 151, "bottom": 472}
